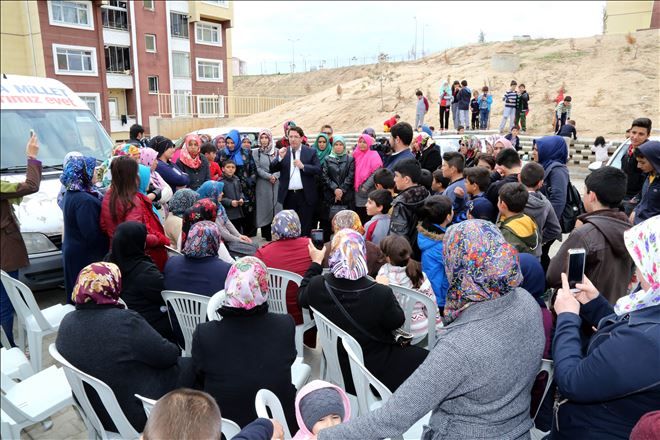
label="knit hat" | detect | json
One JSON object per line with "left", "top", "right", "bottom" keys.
{"left": 630, "top": 410, "right": 660, "bottom": 440}
{"left": 299, "top": 387, "right": 345, "bottom": 431}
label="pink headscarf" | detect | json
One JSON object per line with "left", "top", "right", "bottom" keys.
{"left": 180, "top": 134, "right": 202, "bottom": 169}
{"left": 494, "top": 137, "right": 514, "bottom": 150}
{"left": 352, "top": 134, "right": 382, "bottom": 191}
{"left": 139, "top": 147, "right": 166, "bottom": 190}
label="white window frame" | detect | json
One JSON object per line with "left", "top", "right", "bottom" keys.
{"left": 143, "top": 0, "right": 155, "bottom": 10}
{"left": 145, "top": 34, "right": 157, "bottom": 53}
{"left": 53, "top": 44, "right": 98, "bottom": 76}
{"left": 147, "top": 76, "right": 159, "bottom": 94}
{"left": 195, "top": 57, "right": 223, "bottom": 83}
{"left": 173, "top": 90, "right": 192, "bottom": 116}
{"left": 48, "top": 0, "right": 94, "bottom": 30}
{"left": 196, "top": 95, "right": 224, "bottom": 118}
{"left": 76, "top": 93, "right": 102, "bottom": 121}
{"left": 195, "top": 21, "right": 222, "bottom": 47}
{"left": 203, "top": 0, "right": 229, "bottom": 7}
{"left": 107, "top": 97, "right": 119, "bottom": 120}
{"left": 170, "top": 11, "right": 189, "bottom": 39}
{"left": 172, "top": 51, "right": 191, "bottom": 78}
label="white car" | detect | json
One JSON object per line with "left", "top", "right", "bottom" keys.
{"left": 588, "top": 136, "right": 660, "bottom": 172}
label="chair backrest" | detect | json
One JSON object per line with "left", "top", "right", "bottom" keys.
{"left": 135, "top": 394, "right": 156, "bottom": 417}
{"left": 266, "top": 268, "right": 302, "bottom": 315}
{"left": 310, "top": 307, "right": 363, "bottom": 389}
{"left": 534, "top": 359, "right": 555, "bottom": 419}
{"left": 342, "top": 339, "right": 392, "bottom": 416}
{"left": 0, "top": 270, "right": 50, "bottom": 331}
{"left": 389, "top": 284, "right": 438, "bottom": 348}
{"left": 254, "top": 389, "right": 292, "bottom": 440}
{"left": 1, "top": 327, "right": 11, "bottom": 349}
{"left": 161, "top": 290, "right": 210, "bottom": 355}
{"left": 48, "top": 344, "right": 140, "bottom": 440}
{"left": 206, "top": 290, "right": 226, "bottom": 321}
{"left": 165, "top": 245, "right": 183, "bottom": 257}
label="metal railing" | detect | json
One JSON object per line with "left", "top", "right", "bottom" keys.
{"left": 156, "top": 93, "right": 294, "bottom": 118}
{"left": 101, "top": 8, "right": 128, "bottom": 31}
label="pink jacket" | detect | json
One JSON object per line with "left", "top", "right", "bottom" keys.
{"left": 292, "top": 380, "right": 352, "bottom": 440}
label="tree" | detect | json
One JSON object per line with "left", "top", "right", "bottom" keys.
{"left": 367, "top": 53, "right": 398, "bottom": 111}
{"left": 478, "top": 30, "right": 485, "bottom": 44}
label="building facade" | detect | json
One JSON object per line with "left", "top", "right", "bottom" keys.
{"left": 1, "top": 0, "right": 233, "bottom": 141}
{"left": 605, "top": 0, "right": 660, "bottom": 34}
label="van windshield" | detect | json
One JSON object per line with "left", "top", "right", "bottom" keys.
{"left": 0, "top": 109, "right": 113, "bottom": 171}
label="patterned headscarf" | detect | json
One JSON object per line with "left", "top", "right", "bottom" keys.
{"left": 329, "top": 135, "right": 348, "bottom": 158}
{"left": 332, "top": 210, "right": 365, "bottom": 235}
{"left": 167, "top": 188, "right": 199, "bottom": 217}
{"left": 182, "top": 221, "right": 221, "bottom": 258}
{"left": 71, "top": 262, "right": 123, "bottom": 308}
{"left": 615, "top": 216, "right": 659, "bottom": 316}
{"left": 225, "top": 130, "right": 244, "bottom": 166}
{"left": 283, "top": 120, "right": 296, "bottom": 136}
{"left": 59, "top": 156, "right": 100, "bottom": 197}
{"left": 223, "top": 256, "right": 269, "bottom": 310}
{"left": 258, "top": 128, "right": 275, "bottom": 154}
{"left": 442, "top": 220, "right": 522, "bottom": 325}
{"left": 313, "top": 133, "right": 332, "bottom": 165}
{"left": 181, "top": 198, "right": 218, "bottom": 248}
{"left": 271, "top": 209, "right": 301, "bottom": 241}
{"left": 329, "top": 229, "right": 368, "bottom": 280}
{"left": 180, "top": 134, "right": 202, "bottom": 169}
{"left": 139, "top": 147, "right": 166, "bottom": 190}
{"left": 197, "top": 180, "right": 225, "bottom": 204}
{"left": 100, "top": 143, "right": 141, "bottom": 187}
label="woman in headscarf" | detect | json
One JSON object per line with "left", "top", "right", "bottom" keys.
{"left": 191, "top": 256, "right": 299, "bottom": 430}
{"left": 299, "top": 229, "right": 428, "bottom": 393}
{"left": 98, "top": 142, "right": 142, "bottom": 189}
{"left": 276, "top": 120, "right": 296, "bottom": 149}
{"left": 164, "top": 221, "right": 232, "bottom": 297}
{"left": 213, "top": 134, "right": 227, "bottom": 152}
{"left": 353, "top": 134, "right": 383, "bottom": 224}
{"left": 176, "top": 134, "right": 210, "bottom": 190}
{"left": 56, "top": 262, "right": 188, "bottom": 432}
{"left": 140, "top": 146, "right": 173, "bottom": 216}
{"left": 60, "top": 155, "right": 107, "bottom": 303}
{"left": 550, "top": 216, "right": 660, "bottom": 440}
{"left": 150, "top": 135, "right": 190, "bottom": 193}
{"left": 164, "top": 188, "right": 199, "bottom": 248}
{"left": 492, "top": 136, "right": 514, "bottom": 158}
{"left": 414, "top": 132, "right": 442, "bottom": 172}
{"left": 179, "top": 196, "right": 232, "bottom": 263}
{"left": 57, "top": 151, "right": 82, "bottom": 210}
{"left": 316, "top": 220, "right": 545, "bottom": 440}
{"left": 321, "top": 135, "right": 355, "bottom": 241}
{"left": 252, "top": 128, "right": 281, "bottom": 241}
{"left": 312, "top": 132, "right": 333, "bottom": 240}
{"left": 255, "top": 210, "right": 312, "bottom": 325}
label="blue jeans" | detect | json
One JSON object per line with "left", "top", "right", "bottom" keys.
{"left": 1, "top": 270, "right": 18, "bottom": 347}
{"left": 479, "top": 109, "right": 490, "bottom": 129}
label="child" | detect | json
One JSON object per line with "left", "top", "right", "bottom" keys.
{"left": 591, "top": 136, "right": 609, "bottom": 166}
{"left": 470, "top": 90, "right": 480, "bottom": 130}
{"left": 515, "top": 84, "right": 530, "bottom": 133}
{"left": 417, "top": 195, "right": 452, "bottom": 312}
{"left": 363, "top": 189, "right": 392, "bottom": 245}
{"left": 477, "top": 154, "right": 496, "bottom": 171}
{"left": 201, "top": 142, "right": 222, "bottom": 181}
{"left": 431, "top": 169, "right": 450, "bottom": 194}
{"left": 478, "top": 86, "right": 493, "bottom": 130}
{"left": 500, "top": 80, "right": 518, "bottom": 132}
{"left": 373, "top": 168, "right": 396, "bottom": 196}
{"left": 556, "top": 119, "right": 577, "bottom": 140}
{"left": 553, "top": 95, "right": 572, "bottom": 133}
{"left": 219, "top": 159, "right": 246, "bottom": 232}
{"left": 632, "top": 141, "right": 660, "bottom": 224}
{"left": 504, "top": 126, "right": 521, "bottom": 151}
{"left": 464, "top": 167, "right": 496, "bottom": 222}
{"left": 376, "top": 235, "right": 441, "bottom": 338}
{"left": 419, "top": 169, "right": 433, "bottom": 192}
{"left": 383, "top": 114, "right": 400, "bottom": 133}
{"left": 456, "top": 125, "right": 465, "bottom": 135}
{"left": 519, "top": 162, "right": 562, "bottom": 249}
{"left": 293, "top": 380, "right": 351, "bottom": 440}
{"left": 441, "top": 152, "right": 467, "bottom": 222}
{"left": 497, "top": 182, "right": 541, "bottom": 257}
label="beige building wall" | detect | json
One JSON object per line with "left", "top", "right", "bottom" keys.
{"left": 606, "top": 0, "right": 655, "bottom": 34}
{"left": 0, "top": 0, "right": 46, "bottom": 76}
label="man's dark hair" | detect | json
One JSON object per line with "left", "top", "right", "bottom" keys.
{"left": 129, "top": 124, "right": 144, "bottom": 140}
{"left": 415, "top": 90, "right": 423, "bottom": 96}
{"left": 520, "top": 162, "right": 545, "bottom": 188}
{"left": 393, "top": 158, "right": 421, "bottom": 184}
{"left": 432, "top": 169, "right": 450, "bottom": 188}
{"left": 200, "top": 142, "right": 216, "bottom": 155}
{"left": 419, "top": 169, "right": 433, "bottom": 190}
{"left": 373, "top": 168, "right": 395, "bottom": 190}
{"left": 499, "top": 182, "right": 529, "bottom": 213}
{"left": 420, "top": 195, "right": 453, "bottom": 224}
{"left": 584, "top": 166, "right": 627, "bottom": 208}
{"left": 460, "top": 80, "right": 468, "bottom": 87}
{"left": 564, "top": 96, "right": 572, "bottom": 102}
{"left": 631, "top": 117, "right": 652, "bottom": 134}
{"left": 496, "top": 148, "right": 521, "bottom": 169}
{"left": 390, "top": 122, "right": 413, "bottom": 146}
{"left": 222, "top": 159, "right": 236, "bottom": 167}
{"left": 464, "top": 167, "right": 491, "bottom": 192}
{"left": 478, "top": 154, "right": 496, "bottom": 170}
{"left": 288, "top": 126, "right": 304, "bottom": 137}
{"left": 442, "top": 152, "right": 465, "bottom": 173}
{"left": 368, "top": 188, "right": 393, "bottom": 213}
{"left": 143, "top": 389, "right": 221, "bottom": 440}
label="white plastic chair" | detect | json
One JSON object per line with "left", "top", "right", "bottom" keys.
{"left": 1, "top": 346, "right": 34, "bottom": 381}
{"left": 255, "top": 389, "right": 292, "bottom": 440}
{"left": 0, "top": 270, "right": 74, "bottom": 371}
{"left": 266, "top": 268, "right": 316, "bottom": 358}
{"left": 206, "top": 290, "right": 226, "bottom": 321}
{"left": 341, "top": 339, "right": 392, "bottom": 415}
{"left": 49, "top": 344, "right": 140, "bottom": 440}
{"left": 161, "top": 290, "right": 210, "bottom": 356}
{"left": 389, "top": 284, "right": 438, "bottom": 348}
{"left": 530, "top": 359, "right": 555, "bottom": 439}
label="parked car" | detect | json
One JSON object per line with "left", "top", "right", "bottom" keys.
{"left": 588, "top": 136, "right": 660, "bottom": 172}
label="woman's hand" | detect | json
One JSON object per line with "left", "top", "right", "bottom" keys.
{"left": 308, "top": 239, "right": 326, "bottom": 265}
{"left": 26, "top": 132, "right": 39, "bottom": 159}
{"left": 573, "top": 275, "right": 600, "bottom": 305}
{"left": 554, "top": 273, "right": 581, "bottom": 315}
{"left": 239, "top": 235, "right": 252, "bottom": 243}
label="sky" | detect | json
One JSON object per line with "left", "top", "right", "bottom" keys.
{"left": 232, "top": 1, "right": 606, "bottom": 74}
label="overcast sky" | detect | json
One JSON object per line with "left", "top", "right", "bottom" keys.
{"left": 232, "top": 1, "right": 606, "bottom": 74}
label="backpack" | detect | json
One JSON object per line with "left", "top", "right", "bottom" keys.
{"left": 560, "top": 180, "right": 585, "bottom": 233}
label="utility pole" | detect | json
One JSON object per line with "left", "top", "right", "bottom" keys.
{"left": 413, "top": 16, "right": 417, "bottom": 60}
{"left": 288, "top": 38, "right": 299, "bottom": 74}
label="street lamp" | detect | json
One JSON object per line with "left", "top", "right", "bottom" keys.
{"left": 288, "top": 38, "right": 300, "bottom": 73}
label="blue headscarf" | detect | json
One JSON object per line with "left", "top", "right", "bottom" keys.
{"left": 138, "top": 164, "right": 160, "bottom": 219}
{"left": 536, "top": 136, "right": 568, "bottom": 169}
{"left": 197, "top": 180, "right": 225, "bottom": 203}
{"left": 60, "top": 156, "right": 100, "bottom": 196}
{"left": 518, "top": 253, "right": 547, "bottom": 308}
{"left": 225, "top": 129, "right": 244, "bottom": 166}
{"left": 167, "top": 188, "right": 199, "bottom": 217}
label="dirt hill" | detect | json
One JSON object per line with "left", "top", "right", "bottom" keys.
{"left": 227, "top": 30, "right": 659, "bottom": 139}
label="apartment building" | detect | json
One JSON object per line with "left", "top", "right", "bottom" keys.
{"left": 0, "top": 0, "right": 233, "bottom": 141}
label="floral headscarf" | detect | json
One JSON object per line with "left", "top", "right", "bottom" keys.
{"left": 332, "top": 210, "right": 365, "bottom": 235}
{"left": 59, "top": 156, "right": 100, "bottom": 197}
{"left": 225, "top": 130, "right": 244, "bottom": 166}
{"left": 167, "top": 188, "right": 199, "bottom": 217}
{"left": 313, "top": 133, "right": 332, "bottom": 165}
{"left": 328, "top": 229, "right": 368, "bottom": 280}
{"left": 271, "top": 209, "right": 301, "bottom": 241}
{"left": 223, "top": 256, "right": 269, "bottom": 310}
{"left": 71, "top": 262, "right": 124, "bottom": 308}
{"left": 181, "top": 198, "right": 218, "bottom": 248}
{"left": 614, "top": 216, "right": 659, "bottom": 315}
{"left": 197, "top": 180, "right": 225, "bottom": 204}
{"left": 180, "top": 134, "right": 202, "bottom": 169}
{"left": 353, "top": 134, "right": 382, "bottom": 191}
{"left": 182, "top": 220, "right": 221, "bottom": 258}
{"left": 99, "top": 143, "right": 141, "bottom": 187}
{"left": 329, "top": 135, "right": 348, "bottom": 158}
{"left": 139, "top": 147, "right": 166, "bottom": 190}
{"left": 283, "top": 120, "right": 296, "bottom": 136}
{"left": 258, "top": 128, "right": 275, "bottom": 154}
{"left": 442, "top": 220, "right": 522, "bottom": 325}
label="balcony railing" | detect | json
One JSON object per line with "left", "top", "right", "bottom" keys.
{"left": 156, "top": 93, "right": 294, "bottom": 118}
{"left": 102, "top": 8, "right": 128, "bottom": 31}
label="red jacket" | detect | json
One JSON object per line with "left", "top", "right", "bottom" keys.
{"left": 209, "top": 161, "right": 222, "bottom": 181}
{"left": 384, "top": 116, "right": 398, "bottom": 128}
{"left": 100, "top": 190, "right": 169, "bottom": 271}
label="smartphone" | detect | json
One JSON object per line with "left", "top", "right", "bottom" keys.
{"left": 310, "top": 229, "right": 324, "bottom": 250}
{"left": 567, "top": 248, "right": 586, "bottom": 292}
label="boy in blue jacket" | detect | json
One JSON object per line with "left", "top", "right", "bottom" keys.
{"left": 463, "top": 166, "right": 497, "bottom": 222}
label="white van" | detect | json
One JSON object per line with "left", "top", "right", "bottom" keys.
{"left": 1, "top": 75, "right": 113, "bottom": 290}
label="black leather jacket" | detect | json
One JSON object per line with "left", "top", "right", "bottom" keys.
{"left": 388, "top": 185, "right": 430, "bottom": 258}
{"left": 321, "top": 155, "right": 355, "bottom": 205}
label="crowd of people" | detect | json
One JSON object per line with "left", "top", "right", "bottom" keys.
{"left": 0, "top": 110, "right": 658, "bottom": 440}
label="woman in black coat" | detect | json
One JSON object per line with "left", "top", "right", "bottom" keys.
{"left": 176, "top": 134, "right": 210, "bottom": 190}
{"left": 321, "top": 135, "right": 355, "bottom": 240}
{"left": 298, "top": 229, "right": 428, "bottom": 393}
{"left": 191, "top": 256, "right": 298, "bottom": 430}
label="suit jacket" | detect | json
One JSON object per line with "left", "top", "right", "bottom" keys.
{"left": 270, "top": 146, "right": 321, "bottom": 206}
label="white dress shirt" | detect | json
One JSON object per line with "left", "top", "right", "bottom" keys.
{"left": 288, "top": 147, "right": 303, "bottom": 190}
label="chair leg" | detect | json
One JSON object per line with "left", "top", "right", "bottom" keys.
{"left": 27, "top": 330, "right": 42, "bottom": 372}
{"left": 294, "top": 327, "right": 304, "bottom": 359}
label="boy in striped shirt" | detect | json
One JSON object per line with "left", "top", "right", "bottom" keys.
{"left": 499, "top": 80, "right": 518, "bottom": 133}
{"left": 553, "top": 96, "right": 572, "bottom": 133}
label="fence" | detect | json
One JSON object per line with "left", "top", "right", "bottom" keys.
{"left": 156, "top": 93, "right": 293, "bottom": 118}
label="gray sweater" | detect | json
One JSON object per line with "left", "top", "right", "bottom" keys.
{"left": 319, "top": 288, "right": 545, "bottom": 440}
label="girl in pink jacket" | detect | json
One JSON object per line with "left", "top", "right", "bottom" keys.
{"left": 292, "top": 380, "right": 351, "bottom": 440}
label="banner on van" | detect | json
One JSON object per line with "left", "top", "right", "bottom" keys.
{"left": 0, "top": 75, "right": 89, "bottom": 111}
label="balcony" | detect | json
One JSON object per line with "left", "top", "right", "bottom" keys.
{"left": 106, "top": 73, "right": 133, "bottom": 89}
{"left": 103, "top": 28, "right": 130, "bottom": 46}
{"left": 110, "top": 115, "right": 136, "bottom": 133}
{"left": 102, "top": 7, "right": 128, "bottom": 31}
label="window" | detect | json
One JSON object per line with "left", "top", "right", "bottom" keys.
{"left": 197, "top": 95, "right": 223, "bottom": 117}
{"left": 195, "top": 22, "right": 222, "bottom": 46}
{"left": 196, "top": 58, "right": 223, "bottom": 82}
{"left": 104, "top": 46, "right": 131, "bottom": 73}
{"left": 173, "top": 90, "right": 192, "bottom": 116}
{"left": 77, "top": 93, "right": 101, "bottom": 121}
{"left": 101, "top": 0, "right": 128, "bottom": 30}
{"left": 147, "top": 76, "right": 159, "bottom": 94}
{"left": 203, "top": 0, "right": 228, "bottom": 6}
{"left": 53, "top": 44, "right": 97, "bottom": 75}
{"left": 48, "top": 1, "right": 93, "bottom": 29}
{"left": 170, "top": 12, "right": 189, "bottom": 38}
{"left": 145, "top": 34, "right": 156, "bottom": 52}
{"left": 143, "top": 0, "right": 154, "bottom": 10}
{"left": 172, "top": 52, "right": 190, "bottom": 78}
{"left": 108, "top": 98, "right": 119, "bottom": 119}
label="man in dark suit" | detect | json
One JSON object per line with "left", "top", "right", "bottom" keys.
{"left": 270, "top": 126, "right": 321, "bottom": 236}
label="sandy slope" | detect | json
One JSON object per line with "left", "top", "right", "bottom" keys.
{"left": 227, "top": 30, "right": 659, "bottom": 139}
